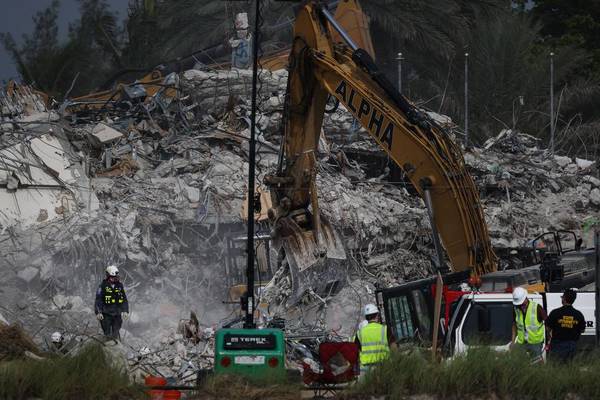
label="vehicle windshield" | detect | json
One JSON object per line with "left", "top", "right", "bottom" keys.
{"left": 461, "top": 302, "right": 513, "bottom": 346}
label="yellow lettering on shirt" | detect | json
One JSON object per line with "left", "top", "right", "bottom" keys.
{"left": 557, "top": 315, "right": 578, "bottom": 329}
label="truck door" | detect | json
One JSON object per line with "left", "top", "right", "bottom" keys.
{"left": 453, "top": 296, "right": 519, "bottom": 355}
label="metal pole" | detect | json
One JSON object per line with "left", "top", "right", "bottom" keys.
{"left": 244, "top": 0, "right": 261, "bottom": 330}
{"left": 464, "top": 52, "right": 469, "bottom": 148}
{"left": 397, "top": 52, "right": 403, "bottom": 93}
{"left": 550, "top": 52, "right": 555, "bottom": 154}
{"left": 595, "top": 230, "right": 599, "bottom": 346}
{"left": 421, "top": 179, "right": 446, "bottom": 272}
{"left": 319, "top": 6, "right": 359, "bottom": 51}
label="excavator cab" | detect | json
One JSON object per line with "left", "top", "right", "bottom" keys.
{"left": 531, "top": 230, "right": 594, "bottom": 291}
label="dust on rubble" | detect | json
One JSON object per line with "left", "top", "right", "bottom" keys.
{"left": 0, "top": 67, "right": 598, "bottom": 384}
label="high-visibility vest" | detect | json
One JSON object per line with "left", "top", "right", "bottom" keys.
{"left": 357, "top": 322, "right": 390, "bottom": 365}
{"left": 515, "top": 301, "right": 544, "bottom": 344}
{"left": 102, "top": 284, "right": 125, "bottom": 305}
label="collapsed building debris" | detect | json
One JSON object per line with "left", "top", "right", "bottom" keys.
{"left": 1, "top": 68, "right": 599, "bottom": 383}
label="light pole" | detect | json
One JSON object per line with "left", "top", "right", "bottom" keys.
{"left": 464, "top": 52, "right": 469, "bottom": 148}
{"left": 397, "top": 52, "right": 403, "bottom": 93}
{"left": 550, "top": 52, "right": 555, "bottom": 154}
{"left": 244, "top": 0, "right": 261, "bottom": 329}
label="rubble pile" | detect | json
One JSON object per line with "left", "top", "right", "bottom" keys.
{"left": 468, "top": 129, "right": 599, "bottom": 248}
{"left": 1, "top": 68, "right": 599, "bottom": 382}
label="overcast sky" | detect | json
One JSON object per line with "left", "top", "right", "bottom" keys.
{"left": 0, "top": 0, "right": 129, "bottom": 81}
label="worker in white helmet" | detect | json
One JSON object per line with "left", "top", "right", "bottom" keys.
{"left": 355, "top": 304, "right": 395, "bottom": 375}
{"left": 95, "top": 265, "right": 129, "bottom": 341}
{"left": 511, "top": 286, "right": 547, "bottom": 362}
{"left": 48, "top": 331, "right": 67, "bottom": 354}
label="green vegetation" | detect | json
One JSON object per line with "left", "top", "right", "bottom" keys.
{"left": 348, "top": 348, "right": 600, "bottom": 399}
{"left": 194, "top": 374, "right": 301, "bottom": 400}
{"left": 0, "top": 344, "right": 144, "bottom": 400}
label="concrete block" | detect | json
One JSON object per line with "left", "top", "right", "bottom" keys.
{"left": 89, "top": 123, "right": 123, "bottom": 148}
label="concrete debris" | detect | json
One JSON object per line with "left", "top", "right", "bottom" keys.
{"left": 17, "top": 267, "right": 39, "bottom": 283}
{"left": 1, "top": 68, "right": 598, "bottom": 383}
{"left": 89, "top": 123, "right": 123, "bottom": 147}
{"left": 590, "top": 189, "right": 600, "bottom": 207}
{"left": 577, "top": 158, "right": 596, "bottom": 170}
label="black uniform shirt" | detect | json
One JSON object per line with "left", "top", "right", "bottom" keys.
{"left": 547, "top": 305, "right": 586, "bottom": 341}
{"left": 95, "top": 279, "right": 129, "bottom": 316}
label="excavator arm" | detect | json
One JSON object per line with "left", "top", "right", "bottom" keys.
{"left": 266, "top": 1, "right": 496, "bottom": 303}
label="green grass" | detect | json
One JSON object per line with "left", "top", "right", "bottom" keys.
{"left": 347, "top": 347, "right": 600, "bottom": 399}
{"left": 193, "top": 373, "right": 302, "bottom": 400}
{"left": 0, "top": 343, "right": 145, "bottom": 400}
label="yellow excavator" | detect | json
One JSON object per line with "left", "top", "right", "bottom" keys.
{"left": 260, "top": 3, "right": 597, "bottom": 357}
{"left": 264, "top": 0, "right": 496, "bottom": 304}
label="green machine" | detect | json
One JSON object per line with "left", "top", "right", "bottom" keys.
{"left": 214, "top": 328, "right": 286, "bottom": 380}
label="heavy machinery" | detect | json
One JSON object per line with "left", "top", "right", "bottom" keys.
{"left": 265, "top": 0, "right": 496, "bottom": 305}
{"left": 260, "top": 0, "right": 597, "bottom": 360}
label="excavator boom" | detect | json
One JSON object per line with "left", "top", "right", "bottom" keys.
{"left": 267, "top": 0, "right": 496, "bottom": 303}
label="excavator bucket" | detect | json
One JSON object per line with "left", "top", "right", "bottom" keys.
{"left": 273, "top": 213, "right": 346, "bottom": 304}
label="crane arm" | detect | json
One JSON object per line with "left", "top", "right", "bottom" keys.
{"left": 266, "top": 1, "right": 495, "bottom": 303}
{"left": 312, "top": 46, "right": 496, "bottom": 274}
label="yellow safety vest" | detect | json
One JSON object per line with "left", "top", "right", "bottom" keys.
{"left": 357, "top": 322, "right": 390, "bottom": 366}
{"left": 515, "top": 301, "right": 544, "bottom": 344}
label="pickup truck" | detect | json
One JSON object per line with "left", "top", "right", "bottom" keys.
{"left": 446, "top": 291, "right": 595, "bottom": 357}
{"left": 377, "top": 274, "right": 596, "bottom": 357}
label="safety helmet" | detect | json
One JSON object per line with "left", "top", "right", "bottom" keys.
{"left": 512, "top": 287, "right": 528, "bottom": 306}
{"left": 51, "top": 331, "right": 63, "bottom": 343}
{"left": 106, "top": 265, "right": 119, "bottom": 276}
{"left": 139, "top": 346, "right": 151, "bottom": 356}
{"left": 364, "top": 303, "right": 379, "bottom": 316}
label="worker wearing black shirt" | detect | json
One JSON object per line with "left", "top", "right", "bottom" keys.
{"left": 547, "top": 289, "right": 586, "bottom": 362}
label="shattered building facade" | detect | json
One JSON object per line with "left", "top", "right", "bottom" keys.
{"left": 1, "top": 66, "right": 599, "bottom": 380}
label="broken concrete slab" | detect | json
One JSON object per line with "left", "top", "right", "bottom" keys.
{"left": 590, "top": 188, "right": 600, "bottom": 207}
{"left": 89, "top": 123, "right": 123, "bottom": 148}
{"left": 17, "top": 267, "right": 39, "bottom": 283}
{"left": 554, "top": 155, "right": 572, "bottom": 168}
{"left": 576, "top": 157, "right": 595, "bottom": 170}
{"left": 583, "top": 175, "right": 600, "bottom": 187}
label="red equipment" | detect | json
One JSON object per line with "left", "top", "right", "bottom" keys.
{"left": 302, "top": 342, "right": 359, "bottom": 398}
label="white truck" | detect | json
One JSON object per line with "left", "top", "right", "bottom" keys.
{"left": 447, "top": 291, "right": 595, "bottom": 356}
{"left": 377, "top": 273, "right": 596, "bottom": 357}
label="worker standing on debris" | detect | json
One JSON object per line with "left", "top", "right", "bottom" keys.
{"left": 355, "top": 304, "right": 394, "bottom": 375}
{"left": 511, "top": 287, "right": 547, "bottom": 362}
{"left": 95, "top": 265, "right": 129, "bottom": 341}
{"left": 547, "top": 288, "right": 586, "bottom": 362}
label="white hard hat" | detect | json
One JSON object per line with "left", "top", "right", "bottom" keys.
{"left": 106, "top": 265, "right": 119, "bottom": 276}
{"left": 51, "top": 331, "right": 62, "bottom": 343}
{"left": 364, "top": 303, "right": 379, "bottom": 316}
{"left": 139, "top": 346, "right": 151, "bottom": 356}
{"left": 512, "top": 287, "right": 528, "bottom": 306}
{"left": 358, "top": 320, "right": 368, "bottom": 330}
